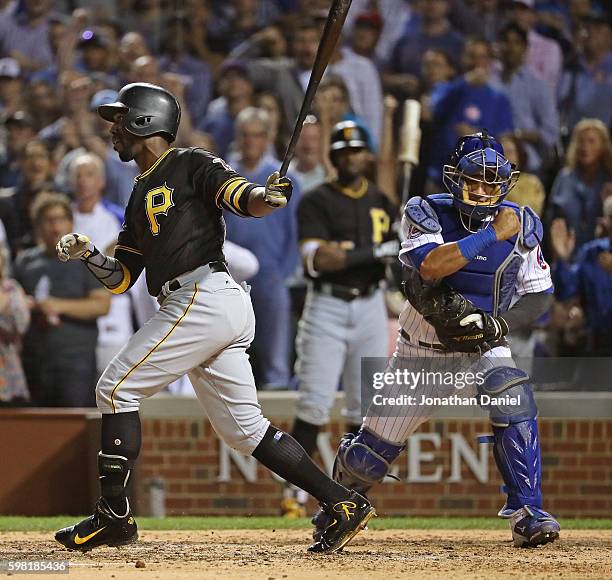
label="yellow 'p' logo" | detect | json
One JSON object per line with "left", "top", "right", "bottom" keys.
{"left": 343, "top": 127, "right": 354, "bottom": 141}
{"left": 370, "top": 208, "right": 390, "bottom": 244}
{"left": 145, "top": 183, "right": 174, "bottom": 236}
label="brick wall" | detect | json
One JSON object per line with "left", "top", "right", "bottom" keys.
{"left": 136, "top": 417, "right": 612, "bottom": 518}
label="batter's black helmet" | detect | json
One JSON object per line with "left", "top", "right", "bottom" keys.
{"left": 97, "top": 83, "right": 181, "bottom": 143}
{"left": 329, "top": 120, "right": 369, "bottom": 153}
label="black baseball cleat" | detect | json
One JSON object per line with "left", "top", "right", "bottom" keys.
{"left": 311, "top": 507, "right": 328, "bottom": 543}
{"left": 308, "top": 492, "right": 376, "bottom": 554}
{"left": 55, "top": 497, "right": 138, "bottom": 552}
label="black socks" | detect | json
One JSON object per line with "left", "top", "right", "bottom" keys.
{"left": 252, "top": 425, "right": 350, "bottom": 505}
{"left": 100, "top": 412, "right": 142, "bottom": 516}
{"left": 101, "top": 411, "right": 141, "bottom": 459}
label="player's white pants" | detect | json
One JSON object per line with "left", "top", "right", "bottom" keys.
{"left": 363, "top": 338, "right": 514, "bottom": 444}
{"left": 295, "top": 287, "right": 389, "bottom": 426}
{"left": 96, "top": 265, "right": 270, "bottom": 455}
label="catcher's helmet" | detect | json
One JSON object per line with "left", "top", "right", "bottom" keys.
{"left": 329, "top": 120, "right": 369, "bottom": 153}
{"left": 442, "top": 130, "right": 519, "bottom": 230}
{"left": 97, "top": 83, "right": 181, "bottom": 143}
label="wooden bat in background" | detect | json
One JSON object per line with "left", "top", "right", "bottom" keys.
{"left": 279, "top": 0, "right": 353, "bottom": 177}
{"left": 398, "top": 99, "right": 422, "bottom": 208}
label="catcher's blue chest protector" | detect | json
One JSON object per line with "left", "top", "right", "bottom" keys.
{"left": 426, "top": 194, "right": 542, "bottom": 316}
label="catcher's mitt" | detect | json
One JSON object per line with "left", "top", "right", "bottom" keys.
{"left": 401, "top": 268, "right": 507, "bottom": 352}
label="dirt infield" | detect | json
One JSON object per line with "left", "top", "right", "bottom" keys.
{"left": 2, "top": 529, "right": 611, "bottom": 579}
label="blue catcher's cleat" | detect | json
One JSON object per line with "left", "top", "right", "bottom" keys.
{"left": 506, "top": 505, "right": 560, "bottom": 548}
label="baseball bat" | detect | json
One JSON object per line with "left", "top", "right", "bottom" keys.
{"left": 398, "top": 99, "right": 422, "bottom": 207}
{"left": 279, "top": 0, "right": 353, "bottom": 177}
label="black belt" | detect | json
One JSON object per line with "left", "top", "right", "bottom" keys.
{"left": 400, "top": 329, "right": 446, "bottom": 351}
{"left": 313, "top": 280, "right": 379, "bottom": 302}
{"left": 168, "top": 261, "right": 229, "bottom": 292}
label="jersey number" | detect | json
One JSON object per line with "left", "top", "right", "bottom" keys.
{"left": 145, "top": 183, "right": 175, "bottom": 236}
{"left": 370, "top": 208, "right": 390, "bottom": 244}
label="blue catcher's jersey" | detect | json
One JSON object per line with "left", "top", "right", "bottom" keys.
{"left": 400, "top": 194, "right": 552, "bottom": 316}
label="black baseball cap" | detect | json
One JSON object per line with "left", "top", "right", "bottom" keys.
{"left": 4, "top": 110, "right": 34, "bottom": 128}
{"left": 78, "top": 29, "right": 111, "bottom": 49}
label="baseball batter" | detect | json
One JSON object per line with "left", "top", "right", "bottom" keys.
{"left": 53, "top": 83, "right": 374, "bottom": 554}
{"left": 284, "top": 120, "right": 397, "bottom": 516}
{"left": 315, "top": 132, "right": 561, "bottom": 548}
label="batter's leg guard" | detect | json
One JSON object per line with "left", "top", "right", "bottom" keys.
{"left": 98, "top": 452, "right": 133, "bottom": 517}
{"left": 312, "top": 428, "right": 404, "bottom": 542}
{"left": 478, "top": 367, "right": 560, "bottom": 547}
{"left": 55, "top": 452, "right": 138, "bottom": 551}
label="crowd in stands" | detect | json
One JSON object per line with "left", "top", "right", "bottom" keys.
{"left": 0, "top": 0, "right": 609, "bottom": 406}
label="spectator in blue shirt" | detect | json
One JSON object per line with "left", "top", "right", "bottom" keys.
{"left": 386, "top": 0, "right": 464, "bottom": 99}
{"left": 158, "top": 15, "right": 213, "bottom": 124}
{"left": 0, "top": 0, "right": 53, "bottom": 76}
{"left": 558, "top": 13, "right": 612, "bottom": 134}
{"left": 207, "top": 0, "right": 280, "bottom": 55}
{"left": 425, "top": 37, "right": 514, "bottom": 188}
{"left": 73, "top": 29, "right": 121, "bottom": 90}
{"left": 223, "top": 107, "right": 300, "bottom": 390}
{"left": 548, "top": 118, "right": 612, "bottom": 249}
{"left": 496, "top": 23, "right": 559, "bottom": 176}
{"left": 198, "top": 60, "right": 254, "bottom": 158}
{"left": 550, "top": 195, "right": 612, "bottom": 356}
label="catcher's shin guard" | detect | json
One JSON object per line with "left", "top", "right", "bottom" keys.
{"left": 55, "top": 497, "right": 138, "bottom": 552}
{"left": 312, "top": 428, "right": 403, "bottom": 542}
{"left": 479, "top": 367, "right": 560, "bottom": 546}
{"left": 333, "top": 428, "right": 405, "bottom": 495}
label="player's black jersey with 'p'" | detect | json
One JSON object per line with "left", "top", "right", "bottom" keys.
{"left": 114, "top": 147, "right": 255, "bottom": 296}
{"left": 298, "top": 179, "right": 396, "bottom": 289}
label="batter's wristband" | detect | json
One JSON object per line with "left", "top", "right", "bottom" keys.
{"left": 345, "top": 247, "right": 376, "bottom": 268}
{"left": 457, "top": 227, "right": 497, "bottom": 261}
{"left": 81, "top": 243, "right": 99, "bottom": 261}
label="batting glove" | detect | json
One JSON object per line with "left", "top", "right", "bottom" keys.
{"left": 56, "top": 233, "right": 94, "bottom": 262}
{"left": 264, "top": 171, "right": 293, "bottom": 208}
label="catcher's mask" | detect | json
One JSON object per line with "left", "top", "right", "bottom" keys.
{"left": 97, "top": 82, "right": 181, "bottom": 143}
{"left": 443, "top": 131, "right": 519, "bottom": 232}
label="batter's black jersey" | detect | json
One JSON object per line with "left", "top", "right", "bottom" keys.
{"left": 298, "top": 179, "right": 396, "bottom": 289}
{"left": 115, "top": 147, "right": 256, "bottom": 296}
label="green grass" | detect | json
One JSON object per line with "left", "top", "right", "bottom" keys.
{"left": 1, "top": 516, "right": 611, "bottom": 533}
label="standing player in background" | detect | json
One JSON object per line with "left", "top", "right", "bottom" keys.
{"left": 53, "top": 82, "right": 374, "bottom": 555}
{"left": 69, "top": 152, "right": 134, "bottom": 375}
{"left": 315, "top": 132, "right": 561, "bottom": 548}
{"left": 283, "top": 120, "right": 397, "bottom": 517}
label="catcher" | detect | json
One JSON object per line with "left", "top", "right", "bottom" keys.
{"left": 313, "top": 131, "right": 561, "bottom": 548}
